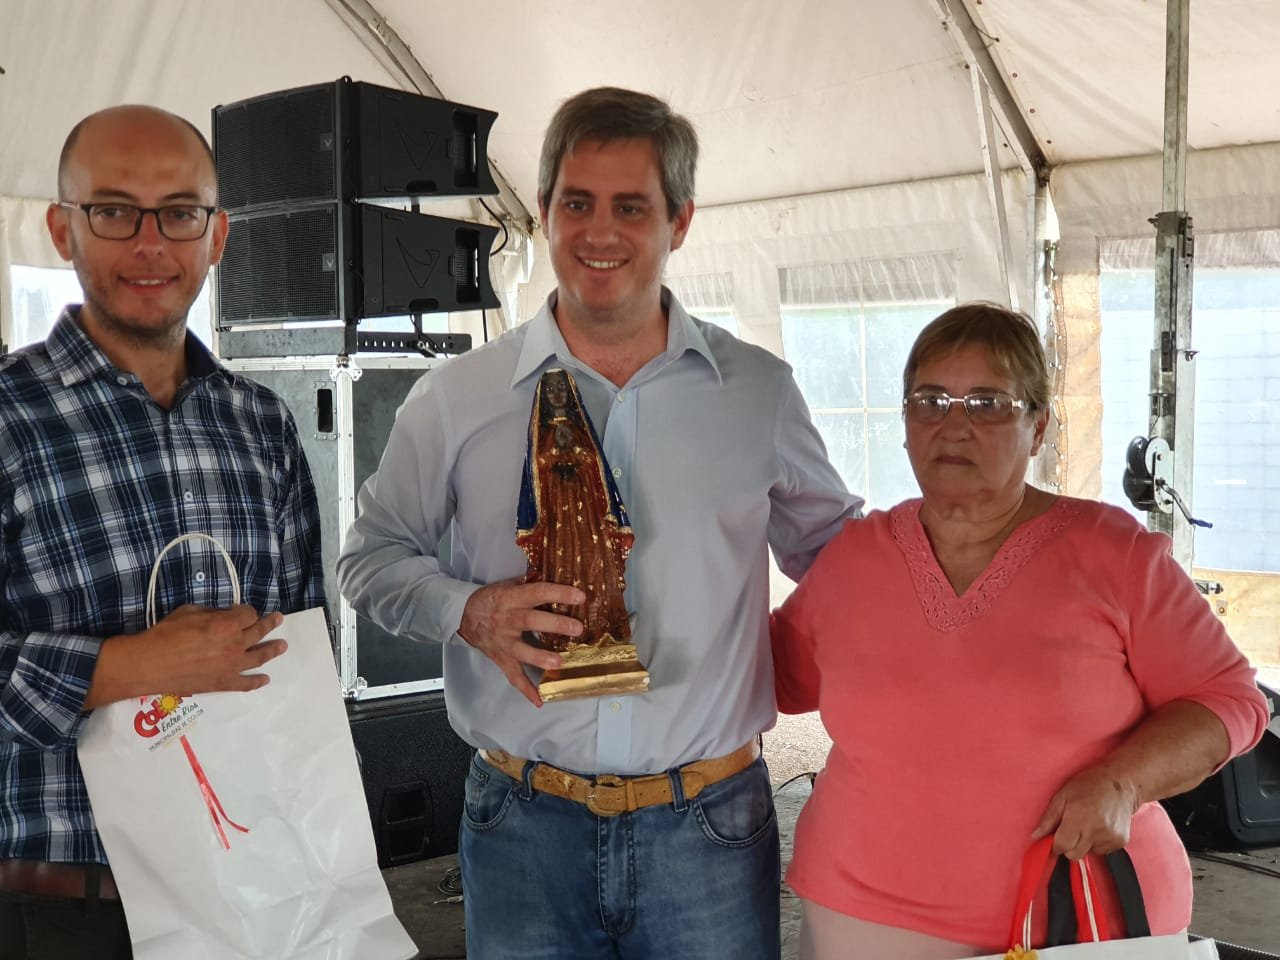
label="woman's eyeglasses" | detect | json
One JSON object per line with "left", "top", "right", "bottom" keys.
{"left": 903, "top": 390, "right": 1029, "bottom": 425}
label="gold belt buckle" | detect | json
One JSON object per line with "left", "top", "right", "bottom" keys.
{"left": 585, "top": 774, "right": 627, "bottom": 817}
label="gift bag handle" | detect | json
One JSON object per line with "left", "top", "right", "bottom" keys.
{"left": 1009, "top": 836, "right": 1153, "bottom": 951}
{"left": 1046, "top": 848, "right": 1152, "bottom": 946}
{"left": 145, "top": 533, "right": 241, "bottom": 629}
{"left": 1008, "top": 837, "right": 1109, "bottom": 949}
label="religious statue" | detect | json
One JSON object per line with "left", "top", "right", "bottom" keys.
{"left": 516, "top": 368, "right": 649, "bottom": 701}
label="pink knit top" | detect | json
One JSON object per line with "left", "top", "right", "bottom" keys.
{"left": 771, "top": 497, "right": 1268, "bottom": 949}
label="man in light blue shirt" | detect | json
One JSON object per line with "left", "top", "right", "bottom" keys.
{"left": 338, "top": 86, "right": 862, "bottom": 959}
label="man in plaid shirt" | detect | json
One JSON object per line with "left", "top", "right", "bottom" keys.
{"left": 0, "top": 106, "right": 325, "bottom": 957}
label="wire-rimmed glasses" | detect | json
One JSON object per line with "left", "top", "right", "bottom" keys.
{"left": 903, "top": 389, "right": 1030, "bottom": 425}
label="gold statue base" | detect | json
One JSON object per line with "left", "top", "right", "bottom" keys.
{"left": 538, "top": 642, "right": 650, "bottom": 702}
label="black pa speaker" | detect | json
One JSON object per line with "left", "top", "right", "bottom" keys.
{"left": 1162, "top": 682, "right": 1280, "bottom": 848}
{"left": 217, "top": 202, "right": 500, "bottom": 325}
{"left": 347, "top": 691, "right": 474, "bottom": 867}
{"left": 212, "top": 76, "right": 502, "bottom": 347}
{"left": 213, "top": 76, "right": 498, "bottom": 210}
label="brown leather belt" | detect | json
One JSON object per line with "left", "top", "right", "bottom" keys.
{"left": 480, "top": 740, "right": 761, "bottom": 817}
{"left": 0, "top": 860, "right": 119, "bottom": 900}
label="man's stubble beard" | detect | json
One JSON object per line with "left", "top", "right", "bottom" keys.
{"left": 83, "top": 291, "right": 189, "bottom": 350}
{"left": 69, "top": 238, "right": 190, "bottom": 350}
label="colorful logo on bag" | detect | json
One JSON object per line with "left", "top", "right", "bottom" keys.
{"left": 133, "top": 693, "right": 203, "bottom": 746}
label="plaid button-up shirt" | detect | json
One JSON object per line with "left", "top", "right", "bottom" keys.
{"left": 0, "top": 308, "right": 325, "bottom": 863}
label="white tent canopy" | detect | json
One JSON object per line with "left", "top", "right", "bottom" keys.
{"left": 6, "top": 1, "right": 1280, "bottom": 253}
{"left": 2, "top": 0, "right": 1278, "bottom": 659}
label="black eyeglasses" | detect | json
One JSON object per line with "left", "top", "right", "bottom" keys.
{"left": 903, "top": 389, "right": 1030, "bottom": 425}
{"left": 58, "top": 202, "right": 219, "bottom": 241}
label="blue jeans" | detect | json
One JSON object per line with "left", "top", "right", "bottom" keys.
{"left": 459, "top": 751, "right": 781, "bottom": 960}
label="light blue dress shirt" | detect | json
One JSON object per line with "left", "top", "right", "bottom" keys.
{"left": 337, "top": 289, "right": 863, "bottom": 774}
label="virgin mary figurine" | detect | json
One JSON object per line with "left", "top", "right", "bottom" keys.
{"left": 516, "top": 368, "right": 649, "bottom": 701}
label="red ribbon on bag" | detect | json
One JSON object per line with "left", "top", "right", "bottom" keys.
{"left": 180, "top": 733, "right": 250, "bottom": 850}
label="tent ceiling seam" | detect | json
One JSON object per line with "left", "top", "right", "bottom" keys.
{"left": 932, "top": 0, "right": 1051, "bottom": 185}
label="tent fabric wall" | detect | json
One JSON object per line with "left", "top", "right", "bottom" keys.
{"left": 660, "top": 169, "right": 1030, "bottom": 357}
{"left": 1055, "top": 141, "right": 1280, "bottom": 275}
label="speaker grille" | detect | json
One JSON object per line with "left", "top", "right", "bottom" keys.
{"left": 219, "top": 205, "right": 342, "bottom": 323}
{"left": 216, "top": 84, "right": 338, "bottom": 210}
{"left": 347, "top": 692, "right": 471, "bottom": 866}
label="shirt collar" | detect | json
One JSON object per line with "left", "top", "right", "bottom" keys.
{"left": 510, "top": 287, "right": 722, "bottom": 389}
{"left": 46, "top": 305, "right": 235, "bottom": 389}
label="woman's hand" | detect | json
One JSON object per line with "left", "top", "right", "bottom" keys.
{"left": 1031, "top": 766, "right": 1141, "bottom": 860}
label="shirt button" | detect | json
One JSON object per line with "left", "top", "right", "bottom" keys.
{"left": 183, "top": 490, "right": 194, "bottom": 502}
{"left": 116, "top": 376, "right": 128, "bottom": 386}
{"left": 612, "top": 467, "right": 622, "bottom": 479}
{"left": 194, "top": 571, "right": 206, "bottom": 583}
{"left": 616, "top": 392, "right": 625, "bottom": 403}
{"left": 609, "top": 701, "right": 621, "bottom": 713}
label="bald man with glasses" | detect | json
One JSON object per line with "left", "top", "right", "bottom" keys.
{"left": 0, "top": 106, "right": 325, "bottom": 958}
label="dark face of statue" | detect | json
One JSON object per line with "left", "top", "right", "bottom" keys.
{"left": 544, "top": 372, "right": 570, "bottom": 411}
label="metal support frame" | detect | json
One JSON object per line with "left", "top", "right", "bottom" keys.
{"left": 934, "top": 0, "right": 1050, "bottom": 185}
{"left": 1148, "top": 0, "right": 1196, "bottom": 569}
{"left": 224, "top": 354, "right": 448, "bottom": 701}
{"left": 935, "top": 0, "right": 1053, "bottom": 316}
{"left": 970, "top": 72, "right": 1019, "bottom": 310}
{"left": 934, "top": 0, "right": 1062, "bottom": 486}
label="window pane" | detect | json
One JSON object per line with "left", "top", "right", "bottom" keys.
{"left": 1100, "top": 267, "right": 1280, "bottom": 573}
{"left": 1189, "top": 270, "right": 1280, "bottom": 572}
{"left": 864, "top": 302, "right": 949, "bottom": 408}
{"left": 780, "top": 306, "right": 863, "bottom": 408}
{"left": 8, "top": 265, "right": 214, "bottom": 349}
{"left": 1098, "top": 271, "right": 1152, "bottom": 520}
{"left": 866, "top": 412, "right": 918, "bottom": 508}
{"left": 9, "top": 265, "right": 84, "bottom": 348}
{"left": 812, "top": 411, "right": 865, "bottom": 495}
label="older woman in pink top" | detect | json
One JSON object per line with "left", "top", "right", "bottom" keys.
{"left": 771, "top": 302, "right": 1268, "bottom": 960}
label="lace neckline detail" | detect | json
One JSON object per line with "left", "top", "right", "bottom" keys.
{"left": 890, "top": 496, "right": 1084, "bottom": 633}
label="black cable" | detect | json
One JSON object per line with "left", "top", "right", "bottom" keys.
{"left": 772, "top": 771, "right": 816, "bottom": 797}
{"left": 478, "top": 198, "right": 510, "bottom": 255}
{"left": 1192, "top": 851, "right": 1280, "bottom": 881}
{"left": 437, "top": 864, "right": 463, "bottom": 896}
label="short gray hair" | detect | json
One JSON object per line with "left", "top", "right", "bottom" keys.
{"left": 538, "top": 87, "right": 698, "bottom": 220}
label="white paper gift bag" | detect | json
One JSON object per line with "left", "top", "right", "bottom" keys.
{"left": 973, "top": 836, "right": 1217, "bottom": 960}
{"left": 78, "top": 534, "right": 416, "bottom": 960}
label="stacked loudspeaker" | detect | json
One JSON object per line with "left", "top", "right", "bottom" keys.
{"left": 212, "top": 77, "right": 491, "bottom": 865}
{"left": 213, "top": 75, "right": 500, "bottom": 358}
